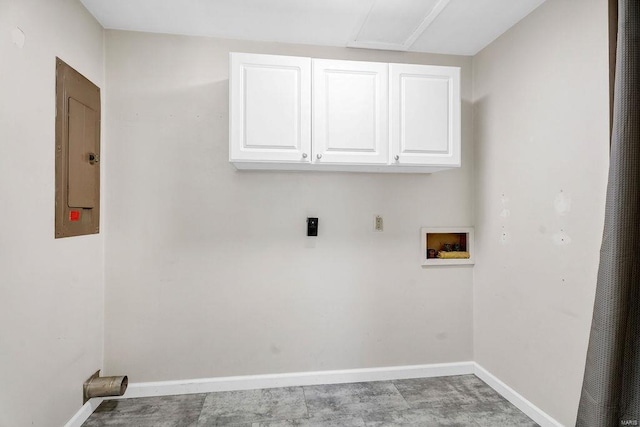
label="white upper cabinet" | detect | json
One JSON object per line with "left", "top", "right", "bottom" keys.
{"left": 390, "top": 63, "right": 460, "bottom": 167}
{"left": 312, "top": 59, "right": 389, "bottom": 165}
{"left": 229, "top": 53, "right": 461, "bottom": 173}
{"left": 229, "top": 53, "right": 311, "bottom": 163}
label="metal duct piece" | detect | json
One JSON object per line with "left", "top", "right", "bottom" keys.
{"left": 83, "top": 370, "right": 128, "bottom": 403}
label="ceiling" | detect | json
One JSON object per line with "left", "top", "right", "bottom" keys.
{"left": 81, "top": 0, "right": 546, "bottom": 56}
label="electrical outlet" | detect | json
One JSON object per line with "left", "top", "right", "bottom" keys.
{"left": 307, "top": 217, "right": 318, "bottom": 236}
{"left": 374, "top": 215, "right": 383, "bottom": 232}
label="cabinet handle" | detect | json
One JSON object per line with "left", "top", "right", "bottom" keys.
{"left": 302, "top": 153, "right": 308, "bottom": 159}
{"left": 394, "top": 155, "right": 400, "bottom": 161}
{"left": 317, "top": 154, "right": 323, "bottom": 160}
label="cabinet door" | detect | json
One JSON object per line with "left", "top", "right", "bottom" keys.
{"left": 313, "top": 59, "right": 389, "bottom": 165}
{"left": 390, "top": 64, "right": 460, "bottom": 167}
{"left": 230, "top": 53, "right": 311, "bottom": 163}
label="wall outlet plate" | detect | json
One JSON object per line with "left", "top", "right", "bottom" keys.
{"left": 374, "top": 215, "right": 383, "bottom": 232}
{"left": 307, "top": 217, "right": 318, "bottom": 236}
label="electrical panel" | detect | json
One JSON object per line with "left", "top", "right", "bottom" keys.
{"left": 55, "top": 58, "right": 101, "bottom": 238}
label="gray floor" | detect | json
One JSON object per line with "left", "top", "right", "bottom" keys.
{"left": 82, "top": 375, "right": 539, "bottom": 426}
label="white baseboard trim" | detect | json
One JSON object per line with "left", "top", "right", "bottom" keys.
{"left": 64, "top": 362, "right": 563, "bottom": 427}
{"left": 473, "top": 363, "right": 563, "bottom": 427}
{"left": 113, "top": 361, "right": 475, "bottom": 399}
{"left": 63, "top": 397, "right": 104, "bottom": 427}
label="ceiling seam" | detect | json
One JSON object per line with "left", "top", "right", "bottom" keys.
{"left": 402, "top": 0, "right": 452, "bottom": 50}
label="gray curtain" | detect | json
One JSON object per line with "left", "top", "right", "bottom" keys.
{"left": 576, "top": 0, "right": 640, "bottom": 426}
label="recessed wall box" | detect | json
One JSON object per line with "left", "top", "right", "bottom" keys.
{"left": 55, "top": 58, "right": 101, "bottom": 238}
{"left": 421, "top": 227, "right": 475, "bottom": 266}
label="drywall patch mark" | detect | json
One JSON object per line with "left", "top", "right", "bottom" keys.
{"left": 557, "top": 306, "right": 579, "bottom": 319}
{"left": 11, "top": 27, "right": 25, "bottom": 48}
{"left": 499, "top": 194, "right": 510, "bottom": 218}
{"left": 269, "top": 344, "right": 281, "bottom": 355}
{"left": 553, "top": 229, "right": 571, "bottom": 245}
{"left": 500, "top": 229, "right": 510, "bottom": 244}
{"left": 554, "top": 190, "right": 571, "bottom": 215}
{"left": 499, "top": 194, "right": 511, "bottom": 244}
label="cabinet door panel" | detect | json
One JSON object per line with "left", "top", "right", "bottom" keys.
{"left": 391, "top": 64, "right": 460, "bottom": 166}
{"left": 230, "top": 53, "right": 311, "bottom": 162}
{"left": 313, "top": 59, "right": 388, "bottom": 164}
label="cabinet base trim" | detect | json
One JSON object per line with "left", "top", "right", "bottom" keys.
{"left": 232, "top": 161, "right": 457, "bottom": 174}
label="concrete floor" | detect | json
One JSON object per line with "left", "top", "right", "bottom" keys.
{"left": 82, "top": 374, "right": 539, "bottom": 426}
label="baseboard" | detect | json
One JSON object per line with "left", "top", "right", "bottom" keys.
{"left": 473, "top": 363, "right": 563, "bottom": 427}
{"left": 63, "top": 397, "right": 104, "bottom": 427}
{"left": 64, "top": 361, "right": 563, "bottom": 427}
{"left": 112, "top": 361, "right": 475, "bottom": 399}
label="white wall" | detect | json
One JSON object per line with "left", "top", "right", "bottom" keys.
{"left": 0, "top": 2, "right": 608, "bottom": 424}
{"left": 103, "top": 31, "right": 475, "bottom": 382}
{"left": 0, "top": 0, "right": 104, "bottom": 426}
{"left": 472, "top": 0, "right": 609, "bottom": 425}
